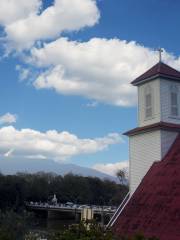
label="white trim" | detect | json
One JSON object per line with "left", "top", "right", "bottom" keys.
{"left": 107, "top": 192, "right": 130, "bottom": 228}
{"left": 169, "top": 84, "right": 179, "bottom": 118}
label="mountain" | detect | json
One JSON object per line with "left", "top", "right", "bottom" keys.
{"left": 0, "top": 157, "right": 117, "bottom": 182}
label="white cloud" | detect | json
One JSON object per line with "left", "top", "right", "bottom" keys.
{"left": 0, "top": 0, "right": 41, "bottom": 25}
{"left": 0, "top": 113, "right": 17, "bottom": 125}
{"left": 16, "top": 65, "right": 31, "bottom": 81}
{"left": 1, "top": 1, "right": 180, "bottom": 107}
{"left": 29, "top": 38, "right": 180, "bottom": 106}
{"left": 3, "top": 0, "right": 100, "bottom": 50}
{"left": 86, "top": 101, "right": 98, "bottom": 108}
{"left": 93, "top": 161, "right": 129, "bottom": 177}
{"left": 0, "top": 126, "right": 122, "bottom": 162}
{"left": 26, "top": 154, "right": 47, "bottom": 160}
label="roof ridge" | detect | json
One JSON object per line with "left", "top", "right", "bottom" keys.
{"left": 131, "top": 62, "right": 180, "bottom": 85}
{"left": 157, "top": 62, "right": 161, "bottom": 72}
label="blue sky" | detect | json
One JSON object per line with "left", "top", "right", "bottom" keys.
{"left": 0, "top": 0, "right": 180, "bottom": 176}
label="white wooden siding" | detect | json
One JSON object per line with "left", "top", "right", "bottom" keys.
{"left": 129, "top": 129, "right": 178, "bottom": 195}
{"left": 160, "top": 79, "right": 180, "bottom": 124}
{"left": 138, "top": 80, "right": 161, "bottom": 127}
{"left": 129, "top": 130, "right": 161, "bottom": 195}
{"left": 130, "top": 77, "right": 180, "bottom": 196}
{"left": 161, "top": 130, "right": 178, "bottom": 158}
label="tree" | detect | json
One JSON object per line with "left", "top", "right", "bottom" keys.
{"left": 24, "top": 221, "right": 159, "bottom": 240}
{"left": 0, "top": 211, "right": 27, "bottom": 240}
{"left": 116, "top": 169, "right": 126, "bottom": 185}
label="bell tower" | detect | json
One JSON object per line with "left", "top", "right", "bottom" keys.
{"left": 125, "top": 57, "right": 180, "bottom": 195}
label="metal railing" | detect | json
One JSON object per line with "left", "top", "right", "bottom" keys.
{"left": 25, "top": 202, "right": 117, "bottom": 214}
{"left": 106, "top": 192, "right": 130, "bottom": 228}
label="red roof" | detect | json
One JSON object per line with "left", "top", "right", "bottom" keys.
{"left": 113, "top": 134, "right": 180, "bottom": 240}
{"left": 132, "top": 62, "right": 180, "bottom": 86}
{"left": 124, "top": 121, "right": 180, "bottom": 136}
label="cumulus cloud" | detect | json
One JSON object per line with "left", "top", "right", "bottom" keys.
{"left": 93, "top": 161, "right": 129, "bottom": 177}
{"left": 0, "top": 0, "right": 41, "bottom": 25}
{"left": 0, "top": 113, "right": 17, "bottom": 125}
{"left": 29, "top": 38, "right": 180, "bottom": 106}
{"left": 2, "top": 0, "right": 100, "bottom": 50}
{"left": 1, "top": 1, "right": 180, "bottom": 107}
{"left": 0, "top": 126, "right": 122, "bottom": 161}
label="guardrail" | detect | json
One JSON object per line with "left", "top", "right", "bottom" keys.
{"left": 25, "top": 202, "right": 117, "bottom": 214}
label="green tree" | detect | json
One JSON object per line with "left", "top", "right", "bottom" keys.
{"left": 0, "top": 211, "right": 27, "bottom": 240}
{"left": 47, "top": 221, "right": 115, "bottom": 240}
{"left": 24, "top": 222, "right": 159, "bottom": 240}
{"left": 116, "top": 169, "right": 126, "bottom": 185}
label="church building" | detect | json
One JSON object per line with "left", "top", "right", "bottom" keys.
{"left": 111, "top": 56, "right": 180, "bottom": 240}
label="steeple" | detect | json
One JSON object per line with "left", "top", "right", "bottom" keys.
{"left": 111, "top": 58, "right": 180, "bottom": 239}
{"left": 125, "top": 60, "right": 180, "bottom": 195}
{"left": 130, "top": 61, "right": 180, "bottom": 128}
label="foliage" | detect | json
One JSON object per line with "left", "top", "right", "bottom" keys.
{"left": 0, "top": 173, "right": 129, "bottom": 211}
{"left": 0, "top": 212, "right": 159, "bottom": 240}
{"left": 24, "top": 221, "right": 159, "bottom": 240}
{"left": 116, "top": 169, "right": 127, "bottom": 185}
{"left": 0, "top": 173, "right": 160, "bottom": 240}
{"left": 49, "top": 221, "right": 115, "bottom": 240}
{"left": 0, "top": 211, "right": 28, "bottom": 240}
{"left": 25, "top": 231, "right": 48, "bottom": 240}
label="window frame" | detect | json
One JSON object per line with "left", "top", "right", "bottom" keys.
{"left": 144, "top": 84, "right": 153, "bottom": 120}
{"left": 170, "top": 85, "right": 179, "bottom": 118}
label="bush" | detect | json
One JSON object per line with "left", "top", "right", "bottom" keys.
{"left": 24, "top": 221, "right": 159, "bottom": 240}
{"left": 49, "top": 221, "right": 114, "bottom": 240}
{"left": 0, "top": 211, "right": 27, "bottom": 240}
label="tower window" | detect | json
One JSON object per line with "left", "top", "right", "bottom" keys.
{"left": 144, "top": 85, "right": 153, "bottom": 119}
{"left": 170, "top": 86, "right": 179, "bottom": 116}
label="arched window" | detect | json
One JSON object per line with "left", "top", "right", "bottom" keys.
{"left": 144, "top": 85, "right": 153, "bottom": 119}
{"left": 170, "top": 85, "right": 179, "bottom": 116}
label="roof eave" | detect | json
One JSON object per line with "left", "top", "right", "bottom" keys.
{"left": 124, "top": 122, "right": 180, "bottom": 136}
{"left": 131, "top": 74, "right": 180, "bottom": 86}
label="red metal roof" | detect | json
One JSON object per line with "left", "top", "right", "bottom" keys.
{"left": 124, "top": 121, "right": 180, "bottom": 136}
{"left": 132, "top": 62, "right": 180, "bottom": 86}
{"left": 113, "top": 134, "right": 180, "bottom": 240}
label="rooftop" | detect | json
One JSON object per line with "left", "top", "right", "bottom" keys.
{"left": 132, "top": 62, "right": 180, "bottom": 86}
{"left": 113, "top": 134, "right": 180, "bottom": 240}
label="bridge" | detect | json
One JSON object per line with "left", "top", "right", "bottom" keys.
{"left": 26, "top": 202, "right": 117, "bottom": 225}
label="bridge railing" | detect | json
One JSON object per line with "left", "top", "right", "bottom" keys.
{"left": 25, "top": 202, "right": 117, "bottom": 213}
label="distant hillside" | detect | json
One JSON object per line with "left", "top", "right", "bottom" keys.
{"left": 0, "top": 157, "right": 117, "bottom": 182}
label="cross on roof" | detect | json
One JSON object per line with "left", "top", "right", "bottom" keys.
{"left": 158, "top": 48, "right": 163, "bottom": 62}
